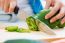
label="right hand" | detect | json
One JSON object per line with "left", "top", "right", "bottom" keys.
{"left": 45, "top": 0, "right": 65, "bottom": 24}
{"left": 0, "top": 0, "right": 17, "bottom": 13}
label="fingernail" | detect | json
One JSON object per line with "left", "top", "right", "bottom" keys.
{"left": 61, "top": 22, "right": 64, "bottom": 25}
{"left": 45, "top": 16, "right": 48, "bottom": 19}
{"left": 50, "top": 20, "right": 53, "bottom": 23}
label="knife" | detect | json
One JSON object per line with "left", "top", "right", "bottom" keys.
{"left": 0, "top": 6, "right": 19, "bottom": 22}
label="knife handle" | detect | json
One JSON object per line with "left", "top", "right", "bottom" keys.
{"left": 14, "top": 6, "right": 19, "bottom": 14}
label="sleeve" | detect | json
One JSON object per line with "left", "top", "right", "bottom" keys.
{"left": 28, "top": 0, "right": 43, "bottom": 14}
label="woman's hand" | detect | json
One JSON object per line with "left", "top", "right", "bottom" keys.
{"left": 45, "top": 0, "right": 65, "bottom": 24}
{"left": 0, "top": 0, "right": 17, "bottom": 13}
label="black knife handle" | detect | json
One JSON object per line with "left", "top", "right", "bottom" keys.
{"left": 14, "top": 6, "right": 19, "bottom": 14}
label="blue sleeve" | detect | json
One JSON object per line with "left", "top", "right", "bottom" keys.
{"left": 28, "top": 0, "right": 43, "bottom": 14}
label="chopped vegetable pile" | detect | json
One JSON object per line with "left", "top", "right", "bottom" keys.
{"left": 16, "top": 28, "right": 31, "bottom": 33}
{"left": 5, "top": 26, "right": 31, "bottom": 33}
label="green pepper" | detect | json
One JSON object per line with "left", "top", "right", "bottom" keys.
{"left": 34, "top": 9, "right": 65, "bottom": 29}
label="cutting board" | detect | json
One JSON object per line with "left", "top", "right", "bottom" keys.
{"left": 0, "top": 21, "right": 65, "bottom": 43}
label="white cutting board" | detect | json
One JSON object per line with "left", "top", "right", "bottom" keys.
{"left": 0, "top": 21, "right": 65, "bottom": 42}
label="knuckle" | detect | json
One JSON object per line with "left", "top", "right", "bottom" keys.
{"left": 62, "top": 17, "right": 65, "bottom": 22}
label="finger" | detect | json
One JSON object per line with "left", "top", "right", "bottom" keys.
{"left": 9, "top": 0, "right": 17, "bottom": 13}
{"left": 0, "top": 0, "right": 1, "bottom": 7}
{"left": 50, "top": 0, "right": 55, "bottom": 6}
{"left": 45, "top": 0, "right": 51, "bottom": 9}
{"left": 45, "top": 2, "right": 61, "bottom": 19}
{"left": 50, "top": 7, "right": 65, "bottom": 23}
{"left": 4, "top": 0, "right": 10, "bottom": 12}
{"left": 0, "top": 0, "right": 5, "bottom": 9}
{"left": 61, "top": 17, "right": 65, "bottom": 24}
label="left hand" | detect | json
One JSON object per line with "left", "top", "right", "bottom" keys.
{"left": 0, "top": 0, "right": 17, "bottom": 13}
